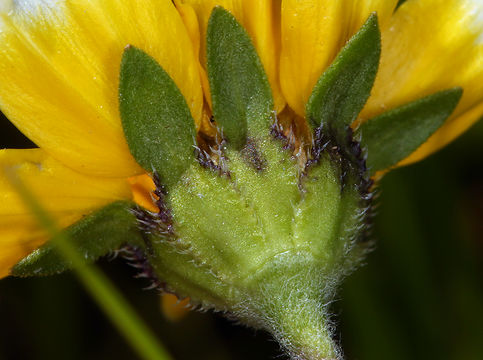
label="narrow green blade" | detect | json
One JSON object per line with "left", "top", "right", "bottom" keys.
{"left": 306, "top": 13, "right": 381, "bottom": 135}
{"left": 119, "top": 46, "right": 196, "bottom": 189}
{"left": 12, "top": 201, "right": 143, "bottom": 276}
{"left": 359, "top": 88, "right": 463, "bottom": 174}
{"left": 207, "top": 6, "right": 274, "bottom": 149}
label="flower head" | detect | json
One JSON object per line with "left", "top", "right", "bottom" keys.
{"left": 0, "top": 1, "right": 482, "bottom": 358}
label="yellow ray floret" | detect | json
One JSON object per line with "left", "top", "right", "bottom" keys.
{"left": 279, "top": 0, "right": 399, "bottom": 117}
{"left": 0, "top": 0, "right": 203, "bottom": 177}
{"left": 0, "top": 148, "right": 132, "bottom": 278}
{"left": 161, "top": 293, "right": 191, "bottom": 322}
{"left": 176, "top": 0, "right": 285, "bottom": 112}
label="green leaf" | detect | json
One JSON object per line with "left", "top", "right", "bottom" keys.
{"left": 12, "top": 201, "right": 143, "bottom": 277}
{"left": 306, "top": 13, "right": 381, "bottom": 136}
{"left": 359, "top": 88, "right": 463, "bottom": 174}
{"left": 119, "top": 46, "right": 196, "bottom": 189}
{"left": 207, "top": 6, "right": 274, "bottom": 149}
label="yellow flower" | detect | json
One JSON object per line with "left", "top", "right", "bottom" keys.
{"left": 0, "top": 0, "right": 482, "bottom": 279}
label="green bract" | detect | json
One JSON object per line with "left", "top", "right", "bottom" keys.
{"left": 14, "top": 8, "right": 462, "bottom": 360}
{"left": 119, "top": 45, "right": 196, "bottom": 190}
{"left": 306, "top": 13, "right": 380, "bottom": 136}
{"left": 207, "top": 6, "right": 274, "bottom": 149}
{"left": 12, "top": 201, "right": 142, "bottom": 276}
{"left": 358, "top": 88, "right": 463, "bottom": 174}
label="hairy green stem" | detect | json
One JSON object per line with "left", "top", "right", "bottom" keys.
{"left": 243, "top": 251, "right": 343, "bottom": 360}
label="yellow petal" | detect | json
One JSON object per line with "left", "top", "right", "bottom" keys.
{"left": 128, "top": 174, "right": 158, "bottom": 213}
{"left": 360, "top": 0, "right": 483, "bottom": 154}
{"left": 341, "top": 0, "right": 399, "bottom": 36}
{"left": 0, "top": 213, "right": 82, "bottom": 278}
{"left": 0, "top": 0, "right": 203, "bottom": 177}
{"left": 161, "top": 293, "right": 191, "bottom": 322}
{"left": 175, "top": 2, "right": 213, "bottom": 115}
{"left": 177, "top": 0, "right": 285, "bottom": 112}
{"left": 280, "top": 0, "right": 398, "bottom": 117}
{"left": 0, "top": 148, "right": 132, "bottom": 278}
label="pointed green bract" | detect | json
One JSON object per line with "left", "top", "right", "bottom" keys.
{"left": 359, "top": 88, "right": 463, "bottom": 174}
{"left": 306, "top": 13, "right": 380, "bottom": 136}
{"left": 119, "top": 46, "right": 196, "bottom": 189}
{"left": 207, "top": 6, "right": 274, "bottom": 149}
{"left": 12, "top": 201, "right": 143, "bottom": 277}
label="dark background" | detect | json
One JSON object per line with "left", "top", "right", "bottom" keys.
{"left": 1, "top": 108, "right": 482, "bottom": 360}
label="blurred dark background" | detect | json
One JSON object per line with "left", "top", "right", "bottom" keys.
{"left": 1, "top": 110, "right": 482, "bottom": 360}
